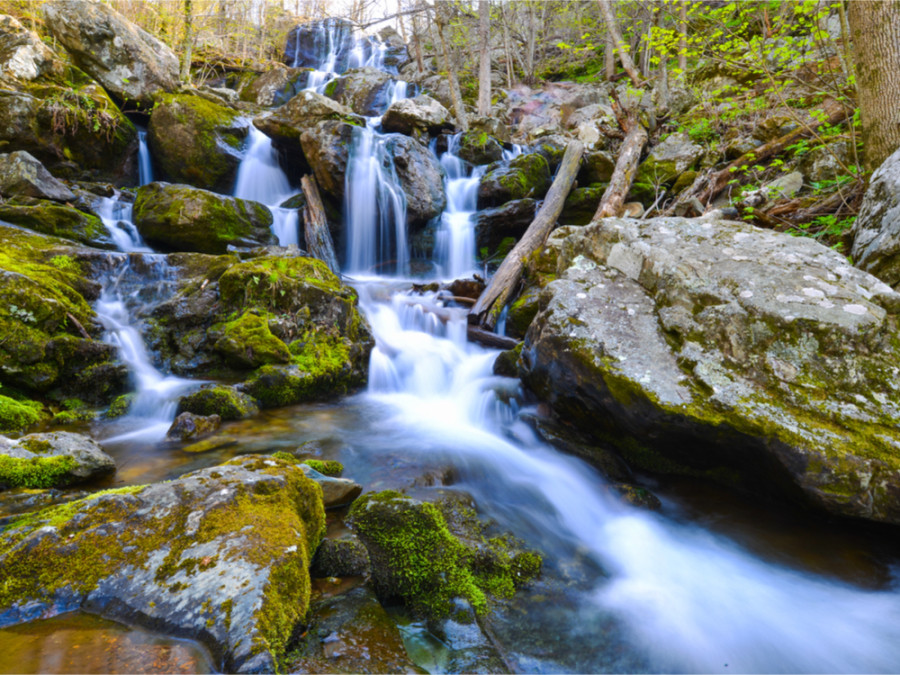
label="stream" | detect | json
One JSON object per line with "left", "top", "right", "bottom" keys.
{"left": 4, "top": 19, "right": 900, "bottom": 675}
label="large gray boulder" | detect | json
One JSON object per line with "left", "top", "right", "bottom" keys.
{"left": 255, "top": 90, "right": 362, "bottom": 158}
{"left": 386, "top": 133, "right": 446, "bottom": 228}
{"left": 0, "top": 151, "right": 75, "bottom": 202}
{"left": 43, "top": 0, "right": 178, "bottom": 106}
{"left": 381, "top": 95, "right": 452, "bottom": 137}
{"left": 240, "top": 66, "right": 308, "bottom": 107}
{"left": 0, "top": 432, "right": 115, "bottom": 489}
{"left": 851, "top": 146, "right": 900, "bottom": 287}
{"left": 520, "top": 216, "right": 900, "bottom": 525}
{"left": 0, "top": 455, "right": 326, "bottom": 673}
{"left": 0, "top": 14, "right": 57, "bottom": 81}
{"left": 300, "top": 120, "right": 357, "bottom": 200}
{"left": 325, "top": 67, "right": 395, "bottom": 116}
{"left": 133, "top": 182, "right": 274, "bottom": 254}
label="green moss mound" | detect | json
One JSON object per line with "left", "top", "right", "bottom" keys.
{"left": 0, "top": 454, "right": 77, "bottom": 488}
{"left": 348, "top": 491, "right": 541, "bottom": 620}
{"left": 176, "top": 386, "right": 257, "bottom": 421}
{"left": 303, "top": 459, "right": 343, "bottom": 476}
{"left": 0, "top": 201, "right": 113, "bottom": 249}
{"left": 213, "top": 311, "right": 292, "bottom": 368}
{"left": 0, "top": 394, "right": 45, "bottom": 432}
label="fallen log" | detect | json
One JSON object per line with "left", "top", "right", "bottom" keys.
{"left": 300, "top": 175, "right": 340, "bottom": 274}
{"left": 593, "top": 111, "right": 648, "bottom": 219}
{"left": 467, "top": 325, "right": 519, "bottom": 350}
{"left": 470, "top": 139, "right": 584, "bottom": 330}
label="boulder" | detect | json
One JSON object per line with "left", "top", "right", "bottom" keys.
{"left": 310, "top": 536, "right": 370, "bottom": 578}
{"left": 240, "top": 66, "right": 309, "bottom": 107}
{"left": 147, "top": 93, "right": 247, "bottom": 193}
{"left": 0, "top": 199, "right": 115, "bottom": 249}
{"left": 0, "top": 86, "right": 137, "bottom": 185}
{"left": 0, "top": 431, "right": 115, "bottom": 489}
{"left": 299, "top": 120, "right": 357, "bottom": 200}
{"left": 505, "top": 82, "right": 608, "bottom": 143}
{"left": 560, "top": 186, "right": 605, "bottom": 225}
{"left": 520, "top": 216, "right": 900, "bottom": 525}
{"left": 0, "top": 455, "right": 326, "bottom": 673}
{"left": 0, "top": 151, "right": 74, "bottom": 202}
{"left": 457, "top": 130, "right": 504, "bottom": 165}
{"left": 381, "top": 95, "right": 452, "bottom": 137}
{"left": 324, "top": 67, "right": 395, "bottom": 116}
{"left": 254, "top": 90, "right": 362, "bottom": 159}
{"left": 133, "top": 182, "right": 275, "bottom": 254}
{"left": 477, "top": 153, "right": 551, "bottom": 209}
{"left": 0, "top": 15, "right": 57, "bottom": 82}
{"left": 374, "top": 25, "right": 410, "bottom": 72}
{"left": 387, "top": 133, "right": 446, "bottom": 228}
{"left": 43, "top": 0, "right": 178, "bottom": 106}
{"left": 300, "top": 463, "right": 362, "bottom": 508}
{"left": 284, "top": 18, "right": 355, "bottom": 70}
{"left": 176, "top": 385, "right": 259, "bottom": 421}
{"left": 577, "top": 150, "right": 616, "bottom": 186}
{"left": 636, "top": 132, "right": 703, "bottom": 186}
{"left": 800, "top": 140, "right": 853, "bottom": 184}
{"left": 165, "top": 412, "right": 221, "bottom": 441}
{"left": 852, "top": 147, "right": 900, "bottom": 287}
{"left": 475, "top": 198, "right": 537, "bottom": 254}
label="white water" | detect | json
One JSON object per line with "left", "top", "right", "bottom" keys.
{"left": 355, "top": 284, "right": 900, "bottom": 673}
{"left": 233, "top": 126, "right": 299, "bottom": 247}
{"left": 137, "top": 130, "right": 153, "bottom": 186}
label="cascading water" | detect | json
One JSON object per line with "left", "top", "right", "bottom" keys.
{"left": 137, "top": 129, "right": 153, "bottom": 185}
{"left": 233, "top": 125, "right": 299, "bottom": 246}
{"left": 433, "top": 134, "right": 486, "bottom": 279}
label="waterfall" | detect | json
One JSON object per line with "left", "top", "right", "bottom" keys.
{"left": 138, "top": 130, "right": 153, "bottom": 186}
{"left": 434, "top": 134, "right": 486, "bottom": 279}
{"left": 233, "top": 125, "right": 299, "bottom": 247}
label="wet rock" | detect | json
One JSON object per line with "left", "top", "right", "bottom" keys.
{"left": 287, "top": 585, "right": 423, "bottom": 674}
{"left": 457, "top": 130, "right": 504, "bottom": 165}
{"left": 477, "top": 153, "right": 551, "bottom": 209}
{"left": 300, "top": 120, "right": 357, "bottom": 201}
{"left": 0, "top": 431, "right": 115, "bottom": 489}
{"left": 0, "top": 15, "right": 57, "bottom": 82}
{"left": 43, "top": 1, "right": 178, "bottom": 106}
{"left": 133, "top": 182, "right": 274, "bottom": 254}
{"left": 165, "top": 412, "right": 221, "bottom": 442}
{"left": 0, "top": 455, "right": 326, "bottom": 673}
{"left": 608, "top": 483, "right": 662, "bottom": 510}
{"left": 0, "top": 151, "right": 73, "bottom": 202}
{"left": 426, "top": 616, "right": 508, "bottom": 674}
{"left": 852, "top": 146, "right": 900, "bottom": 287}
{"left": 636, "top": 132, "right": 703, "bottom": 186}
{"left": 301, "top": 463, "right": 362, "bottom": 508}
{"left": 310, "top": 536, "right": 371, "bottom": 578}
{"left": 577, "top": 150, "right": 616, "bottom": 186}
{"left": 147, "top": 92, "right": 247, "bottom": 193}
{"left": 475, "top": 198, "right": 537, "bottom": 254}
{"left": 240, "top": 66, "right": 309, "bottom": 107}
{"left": 176, "top": 386, "right": 259, "bottom": 421}
{"left": 561, "top": 186, "right": 605, "bottom": 225}
{"left": 520, "top": 216, "right": 900, "bottom": 525}
{"left": 387, "top": 134, "right": 446, "bottom": 228}
{"left": 0, "top": 486, "right": 88, "bottom": 519}
{"left": 0, "top": 199, "right": 114, "bottom": 249}
{"left": 284, "top": 18, "right": 355, "bottom": 71}
{"left": 374, "top": 25, "right": 410, "bottom": 72}
{"left": 325, "top": 67, "right": 396, "bottom": 117}
{"left": 254, "top": 90, "right": 363, "bottom": 160}
{"left": 382, "top": 95, "right": 452, "bottom": 137}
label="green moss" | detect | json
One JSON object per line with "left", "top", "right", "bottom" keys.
{"left": 303, "top": 459, "right": 343, "bottom": 476}
{"left": 213, "top": 312, "right": 292, "bottom": 369}
{"left": 106, "top": 394, "right": 133, "bottom": 419}
{"left": 0, "top": 454, "right": 77, "bottom": 488}
{"left": 0, "top": 204, "right": 109, "bottom": 249}
{"left": 176, "top": 387, "right": 257, "bottom": 421}
{"left": 0, "top": 394, "right": 45, "bottom": 432}
{"left": 272, "top": 451, "right": 299, "bottom": 464}
{"left": 348, "top": 491, "right": 540, "bottom": 620}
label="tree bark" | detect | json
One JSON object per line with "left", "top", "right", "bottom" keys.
{"left": 436, "top": 7, "right": 468, "bottom": 131}
{"left": 471, "top": 140, "right": 584, "bottom": 330}
{"left": 677, "top": 1, "right": 687, "bottom": 74}
{"left": 477, "top": 0, "right": 491, "bottom": 116}
{"left": 848, "top": 0, "right": 900, "bottom": 172}
{"left": 301, "top": 175, "right": 340, "bottom": 274}
{"left": 594, "top": 113, "right": 648, "bottom": 219}
{"left": 605, "top": 30, "right": 615, "bottom": 80}
{"left": 180, "top": 0, "right": 193, "bottom": 85}
{"left": 598, "top": 0, "right": 641, "bottom": 87}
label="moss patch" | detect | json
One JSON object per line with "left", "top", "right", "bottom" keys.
{"left": 0, "top": 394, "right": 45, "bottom": 432}
{"left": 0, "top": 454, "right": 77, "bottom": 489}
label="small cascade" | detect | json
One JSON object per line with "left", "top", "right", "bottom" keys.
{"left": 95, "top": 195, "right": 150, "bottom": 253}
{"left": 137, "top": 130, "right": 153, "bottom": 186}
{"left": 96, "top": 256, "right": 196, "bottom": 444}
{"left": 433, "top": 134, "right": 486, "bottom": 279}
{"left": 233, "top": 125, "right": 299, "bottom": 246}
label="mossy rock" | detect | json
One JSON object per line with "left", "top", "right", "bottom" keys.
{"left": 457, "top": 131, "right": 504, "bottom": 165}
{"left": 348, "top": 491, "right": 541, "bottom": 620}
{"left": 0, "top": 201, "right": 115, "bottom": 249}
{"left": 560, "top": 186, "right": 606, "bottom": 225}
{"left": 0, "top": 431, "right": 115, "bottom": 489}
{"left": 303, "top": 459, "right": 343, "bottom": 477}
{"left": 477, "top": 153, "right": 551, "bottom": 210}
{"left": 133, "top": 182, "right": 274, "bottom": 254}
{"left": 0, "top": 455, "right": 325, "bottom": 672}
{"left": 506, "top": 290, "right": 541, "bottom": 339}
{"left": 176, "top": 386, "right": 258, "bottom": 421}
{"left": 147, "top": 92, "right": 246, "bottom": 192}
{"left": 0, "top": 394, "right": 46, "bottom": 433}
{"left": 212, "top": 311, "right": 292, "bottom": 369}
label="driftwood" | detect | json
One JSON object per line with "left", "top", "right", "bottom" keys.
{"left": 674, "top": 99, "right": 848, "bottom": 210}
{"left": 467, "top": 326, "right": 519, "bottom": 350}
{"left": 300, "top": 175, "right": 339, "bottom": 274}
{"left": 593, "top": 104, "right": 648, "bottom": 219}
{"left": 470, "top": 140, "right": 584, "bottom": 330}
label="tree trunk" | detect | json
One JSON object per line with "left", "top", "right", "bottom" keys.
{"left": 436, "top": 10, "right": 468, "bottom": 131}
{"left": 594, "top": 113, "right": 648, "bottom": 219}
{"left": 300, "top": 175, "right": 340, "bottom": 274}
{"left": 471, "top": 141, "right": 584, "bottom": 330}
{"left": 598, "top": 0, "right": 640, "bottom": 87}
{"left": 502, "top": 5, "right": 514, "bottom": 87}
{"left": 848, "top": 0, "right": 900, "bottom": 172}
{"left": 605, "top": 30, "right": 615, "bottom": 80}
{"left": 477, "top": 0, "right": 491, "bottom": 116}
{"left": 180, "top": 0, "right": 193, "bottom": 85}
{"left": 411, "top": 1, "right": 425, "bottom": 74}
{"left": 524, "top": 1, "right": 537, "bottom": 84}
{"left": 677, "top": 1, "right": 687, "bottom": 74}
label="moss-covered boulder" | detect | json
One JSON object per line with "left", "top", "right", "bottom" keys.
{"left": 0, "top": 151, "right": 75, "bottom": 202}
{"left": 457, "top": 130, "right": 504, "bottom": 166}
{"left": 176, "top": 385, "right": 258, "bottom": 421}
{"left": 133, "top": 182, "right": 274, "bottom": 254}
{"left": 325, "top": 67, "right": 395, "bottom": 117}
{"left": 0, "top": 82, "right": 137, "bottom": 185}
{"left": 0, "top": 225, "right": 126, "bottom": 404}
{"left": 0, "top": 455, "right": 325, "bottom": 672}
{"left": 0, "top": 431, "right": 115, "bottom": 489}
{"left": 560, "top": 186, "right": 606, "bottom": 226}
{"left": 477, "top": 153, "right": 551, "bottom": 209}
{"left": 348, "top": 490, "right": 541, "bottom": 620}
{"left": 577, "top": 150, "right": 616, "bottom": 186}
{"left": 520, "top": 216, "right": 900, "bottom": 525}
{"left": 147, "top": 93, "right": 246, "bottom": 192}
{"left": 0, "top": 199, "right": 115, "bottom": 249}
{"left": 635, "top": 131, "right": 703, "bottom": 187}
{"left": 146, "top": 252, "right": 373, "bottom": 406}
{"left": 475, "top": 198, "right": 536, "bottom": 255}
{"left": 0, "top": 395, "right": 46, "bottom": 432}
